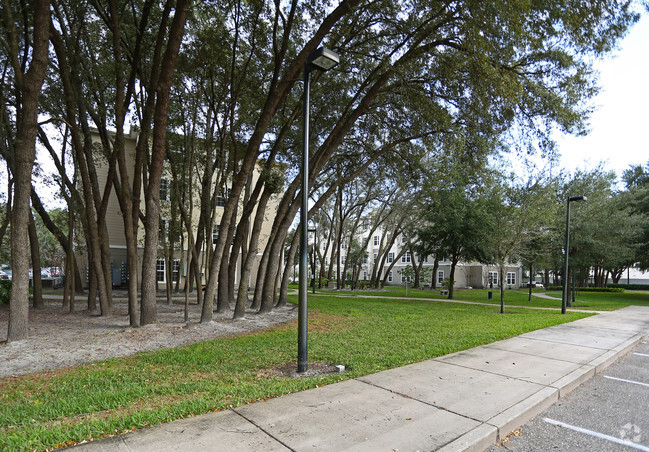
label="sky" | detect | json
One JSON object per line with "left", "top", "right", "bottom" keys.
{"left": 556, "top": 11, "right": 649, "bottom": 178}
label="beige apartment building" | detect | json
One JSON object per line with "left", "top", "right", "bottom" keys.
{"left": 75, "top": 129, "right": 281, "bottom": 290}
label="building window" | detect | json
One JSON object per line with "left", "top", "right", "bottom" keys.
{"left": 401, "top": 252, "right": 411, "bottom": 263}
{"left": 216, "top": 187, "right": 229, "bottom": 207}
{"left": 402, "top": 235, "right": 407, "bottom": 244}
{"left": 362, "top": 271, "right": 367, "bottom": 280}
{"left": 388, "top": 271, "right": 393, "bottom": 282}
{"left": 387, "top": 252, "right": 394, "bottom": 263}
{"left": 212, "top": 226, "right": 219, "bottom": 245}
{"left": 156, "top": 259, "right": 165, "bottom": 283}
{"left": 373, "top": 253, "right": 378, "bottom": 262}
{"left": 363, "top": 256, "right": 368, "bottom": 264}
{"left": 160, "top": 178, "right": 170, "bottom": 202}
{"left": 373, "top": 235, "right": 379, "bottom": 246}
{"left": 401, "top": 274, "right": 412, "bottom": 283}
{"left": 506, "top": 272, "right": 516, "bottom": 286}
{"left": 173, "top": 259, "right": 180, "bottom": 283}
{"left": 422, "top": 255, "right": 428, "bottom": 263}
{"left": 437, "top": 270, "right": 444, "bottom": 284}
{"left": 488, "top": 271, "right": 498, "bottom": 286}
{"left": 341, "top": 242, "right": 347, "bottom": 250}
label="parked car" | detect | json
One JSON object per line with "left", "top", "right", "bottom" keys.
{"left": 525, "top": 282, "right": 544, "bottom": 289}
{"left": 0, "top": 270, "right": 9, "bottom": 280}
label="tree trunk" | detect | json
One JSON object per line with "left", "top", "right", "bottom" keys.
{"left": 28, "top": 213, "right": 44, "bottom": 309}
{"left": 87, "top": 262, "right": 97, "bottom": 312}
{"left": 217, "top": 246, "right": 231, "bottom": 313}
{"left": 431, "top": 256, "right": 439, "bottom": 289}
{"left": 448, "top": 253, "right": 459, "bottom": 300}
{"left": 62, "top": 207, "right": 74, "bottom": 311}
{"left": 412, "top": 250, "right": 423, "bottom": 289}
{"left": 50, "top": 23, "right": 111, "bottom": 317}
{"left": 277, "top": 227, "right": 300, "bottom": 308}
{"left": 259, "top": 201, "right": 298, "bottom": 313}
{"left": 528, "top": 263, "right": 533, "bottom": 302}
{"left": 140, "top": 0, "right": 192, "bottom": 325}
{"left": 6, "top": 0, "right": 50, "bottom": 341}
{"left": 499, "top": 265, "right": 505, "bottom": 314}
{"left": 234, "top": 190, "right": 272, "bottom": 318}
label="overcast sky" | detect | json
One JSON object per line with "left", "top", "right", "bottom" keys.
{"left": 556, "top": 11, "right": 649, "bottom": 178}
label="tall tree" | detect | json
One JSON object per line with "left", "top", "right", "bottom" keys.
{"left": 483, "top": 173, "right": 557, "bottom": 313}
{"left": 2, "top": 0, "right": 50, "bottom": 341}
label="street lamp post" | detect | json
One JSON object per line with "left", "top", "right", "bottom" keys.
{"left": 562, "top": 195, "right": 587, "bottom": 314}
{"left": 299, "top": 47, "right": 340, "bottom": 373}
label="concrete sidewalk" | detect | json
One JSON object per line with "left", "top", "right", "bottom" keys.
{"left": 71, "top": 306, "right": 649, "bottom": 452}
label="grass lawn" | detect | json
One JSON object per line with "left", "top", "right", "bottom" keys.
{"left": 313, "top": 285, "right": 649, "bottom": 311}
{"left": 1, "top": 295, "right": 591, "bottom": 451}
{"left": 543, "top": 290, "right": 649, "bottom": 311}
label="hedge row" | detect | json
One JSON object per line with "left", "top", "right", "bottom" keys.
{"left": 546, "top": 285, "right": 626, "bottom": 293}
{"left": 608, "top": 283, "right": 649, "bottom": 291}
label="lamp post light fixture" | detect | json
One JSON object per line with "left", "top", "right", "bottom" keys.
{"left": 562, "top": 195, "right": 587, "bottom": 314}
{"left": 299, "top": 47, "right": 340, "bottom": 373}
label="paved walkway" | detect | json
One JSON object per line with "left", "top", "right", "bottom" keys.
{"left": 70, "top": 306, "right": 649, "bottom": 452}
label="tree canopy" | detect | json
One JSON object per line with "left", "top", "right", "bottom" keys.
{"left": 0, "top": 0, "right": 644, "bottom": 340}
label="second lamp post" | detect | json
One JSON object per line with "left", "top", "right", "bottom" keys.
{"left": 562, "top": 195, "right": 587, "bottom": 314}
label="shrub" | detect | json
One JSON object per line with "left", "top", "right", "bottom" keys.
{"left": 0, "top": 280, "right": 11, "bottom": 304}
{"left": 546, "top": 285, "right": 625, "bottom": 293}
{"left": 441, "top": 278, "right": 455, "bottom": 289}
{"left": 608, "top": 283, "right": 649, "bottom": 291}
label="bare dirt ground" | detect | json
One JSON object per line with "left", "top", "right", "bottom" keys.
{"left": 0, "top": 291, "right": 298, "bottom": 378}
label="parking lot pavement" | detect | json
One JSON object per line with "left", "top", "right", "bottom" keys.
{"left": 485, "top": 340, "right": 649, "bottom": 451}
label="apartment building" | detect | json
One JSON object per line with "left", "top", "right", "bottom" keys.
{"left": 75, "top": 129, "right": 281, "bottom": 290}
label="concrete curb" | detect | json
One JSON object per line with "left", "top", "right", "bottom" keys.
{"left": 442, "top": 327, "right": 649, "bottom": 451}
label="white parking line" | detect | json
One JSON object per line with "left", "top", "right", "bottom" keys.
{"left": 604, "top": 375, "right": 649, "bottom": 388}
{"left": 634, "top": 353, "right": 649, "bottom": 357}
{"left": 543, "top": 418, "right": 649, "bottom": 451}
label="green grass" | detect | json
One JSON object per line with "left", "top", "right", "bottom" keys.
{"left": 543, "top": 290, "right": 649, "bottom": 311}
{"left": 313, "top": 285, "right": 649, "bottom": 311}
{"left": 1, "top": 295, "right": 591, "bottom": 451}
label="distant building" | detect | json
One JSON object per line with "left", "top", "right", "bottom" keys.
{"left": 308, "top": 225, "right": 522, "bottom": 289}
{"left": 610, "top": 266, "right": 649, "bottom": 285}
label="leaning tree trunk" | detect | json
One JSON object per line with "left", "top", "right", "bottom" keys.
{"left": 277, "top": 230, "right": 300, "bottom": 308}
{"left": 234, "top": 189, "right": 273, "bottom": 318}
{"left": 259, "top": 201, "right": 298, "bottom": 313}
